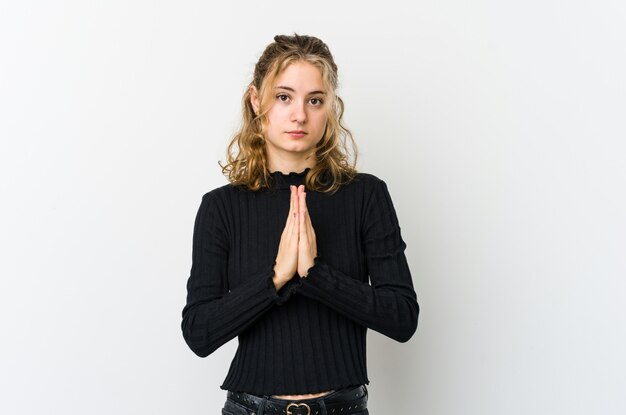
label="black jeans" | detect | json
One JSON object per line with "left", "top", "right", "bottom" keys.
{"left": 221, "top": 385, "right": 370, "bottom": 415}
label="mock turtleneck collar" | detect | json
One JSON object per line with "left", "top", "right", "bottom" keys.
{"left": 268, "top": 167, "right": 311, "bottom": 190}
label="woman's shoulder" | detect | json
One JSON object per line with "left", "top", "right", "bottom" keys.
{"left": 348, "top": 171, "right": 387, "bottom": 190}
{"left": 200, "top": 183, "right": 231, "bottom": 199}
{"left": 196, "top": 183, "right": 242, "bottom": 211}
{"left": 328, "top": 171, "right": 390, "bottom": 202}
{"left": 353, "top": 171, "right": 384, "bottom": 183}
{"left": 349, "top": 172, "right": 398, "bottom": 203}
{"left": 310, "top": 170, "right": 386, "bottom": 195}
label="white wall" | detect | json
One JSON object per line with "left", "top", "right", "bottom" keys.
{"left": 1, "top": 1, "right": 624, "bottom": 414}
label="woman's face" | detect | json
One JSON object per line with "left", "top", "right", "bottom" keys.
{"left": 253, "top": 61, "right": 328, "bottom": 164}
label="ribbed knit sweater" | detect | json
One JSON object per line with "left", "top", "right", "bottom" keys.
{"left": 181, "top": 167, "right": 419, "bottom": 395}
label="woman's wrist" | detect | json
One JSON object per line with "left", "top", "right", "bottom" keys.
{"left": 272, "top": 267, "right": 291, "bottom": 290}
{"left": 272, "top": 274, "right": 286, "bottom": 291}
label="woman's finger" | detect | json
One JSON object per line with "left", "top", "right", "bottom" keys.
{"left": 298, "top": 186, "right": 306, "bottom": 237}
{"left": 304, "top": 196, "right": 317, "bottom": 254}
{"left": 288, "top": 185, "right": 298, "bottom": 240}
{"left": 282, "top": 186, "right": 294, "bottom": 238}
{"left": 291, "top": 191, "right": 299, "bottom": 242}
{"left": 290, "top": 185, "right": 297, "bottom": 217}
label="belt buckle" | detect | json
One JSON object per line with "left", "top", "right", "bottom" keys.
{"left": 286, "top": 402, "right": 310, "bottom": 415}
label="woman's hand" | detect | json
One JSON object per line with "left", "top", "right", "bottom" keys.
{"left": 297, "top": 185, "right": 317, "bottom": 278}
{"left": 272, "top": 184, "right": 318, "bottom": 290}
{"left": 272, "top": 185, "right": 300, "bottom": 290}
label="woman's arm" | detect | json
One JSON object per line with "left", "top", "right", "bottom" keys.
{"left": 180, "top": 192, "right": 295, "bottom": 358}
{"left": 296, "top": 178, "right": 420, "bottom": 343}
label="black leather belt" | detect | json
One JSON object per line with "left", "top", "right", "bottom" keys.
{"left": 226, "top": 384, "right": 368, "bottom": 415}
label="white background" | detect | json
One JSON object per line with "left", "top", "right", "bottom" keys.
{"left": 1, "top": 1, "right": 625, "bottom": 414}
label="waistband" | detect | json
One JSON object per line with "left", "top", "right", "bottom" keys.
{"left": 226, "top": 384, "right": 368, "bottom": 415}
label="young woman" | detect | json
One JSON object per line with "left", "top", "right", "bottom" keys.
{"left": 181, "top": 34, "right": 419, "bottom": 415}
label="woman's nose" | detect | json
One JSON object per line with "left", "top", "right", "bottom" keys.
{"left": 290, "top": 102, "right": 307, "bottom": 123}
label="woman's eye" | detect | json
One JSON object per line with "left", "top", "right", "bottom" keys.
{"left": 310, "top": 98, "right": 323, "bottom": 106}
{"left": 277, "top": 94, "right": 289, "bottom": 102}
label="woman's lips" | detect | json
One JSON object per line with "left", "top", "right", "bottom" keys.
{"left": 287, "top": 131, "right": 307, "bottom": 138}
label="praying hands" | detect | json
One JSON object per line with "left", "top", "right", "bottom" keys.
{"left": 272, "top": 184, "right": 318, "bottom": 290}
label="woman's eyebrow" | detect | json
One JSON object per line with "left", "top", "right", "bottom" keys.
{"left": 275, "top": 85, "right": 326, "bottom": 95}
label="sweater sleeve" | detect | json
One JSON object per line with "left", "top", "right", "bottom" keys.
{"left": 180, "top": 192, "right": 295, "bottom": 358}
{"left": 295, "top": 178, "right": 419, "bottom": 343}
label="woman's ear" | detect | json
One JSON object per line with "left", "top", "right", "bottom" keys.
{"left": 249, "top": 85, "right": 260, "bottom": 115}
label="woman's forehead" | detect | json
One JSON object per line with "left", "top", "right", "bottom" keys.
{"left": 272, "top": 61, "right": 326, "bottom": 93}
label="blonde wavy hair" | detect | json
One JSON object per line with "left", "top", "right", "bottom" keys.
{"left": 218, "top": 34, "right": 358, "bottom": 193}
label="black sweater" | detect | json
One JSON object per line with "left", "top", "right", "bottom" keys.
{"left": 181, "top": 167, "right": 419, "bottom": 395}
